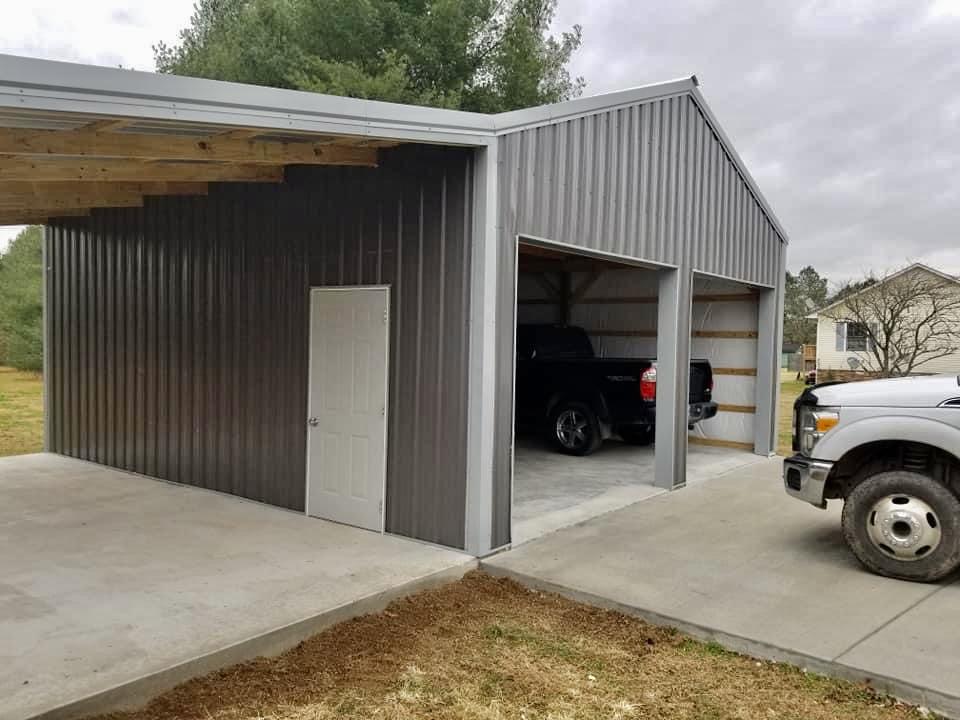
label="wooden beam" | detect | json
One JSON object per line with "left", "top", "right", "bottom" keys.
{"left": 692, "top": 330, "right": 759, "bottom": 339}
{"left": 585, "top": 329, "right": 658, "bottom": 337}
{"left": 533, "top": 274, "right": 562, "bottom": 302}
{"left": 516, "top": 298, "right": 557, "bottom": 305}
{"left": 518, "top": 260, "right": 637, "bottom": 273}
{"left": 569, "top": 293, "right": 759, "bottom": 305}
{"left": 79, "top": 118, "right": 133, "bottom": 133}
{"left": 215, "top": 129, "right": 264, "bottom": 141}
{"left": 688, "top": 436, "right": 755, "bottom": 451}
{"left": 0, "top": 158, "right": 285, "bottom": 183}
{"left": 0, "top": 182, "right": 209, "bottom": 208}
{"left": 0, "top": 208, "right": 89, "bottom": 225}
{"left": 717, "top": 403, "right": 757, "bottom": 414}
{"left": 0, "top": 194, "right": 145, "bottom": 212}
{"left": 570, "top": 270, "right": 603, "bottom": 304}
{"left": 712, "top": 367, "right": 757, "bottom": 376}
{"left": 694, "top": 293, "right": 758, "bottom": 303}
{"left": 0, "top": 127, "right": 380, "bottom": 166}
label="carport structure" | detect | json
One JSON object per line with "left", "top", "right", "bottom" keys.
{"left": 0, "top": 54, "right": 787, "bottom": 556}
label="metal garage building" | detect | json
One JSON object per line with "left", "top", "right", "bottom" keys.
{"left": 0, "top": 54, "right": 787, "bottom": 556}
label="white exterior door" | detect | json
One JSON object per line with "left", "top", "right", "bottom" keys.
{"left": 306, "top": 287, "right": 389, "bottom": 532}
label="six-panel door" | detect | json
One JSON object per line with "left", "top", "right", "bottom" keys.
{"left": 306, "top": 287, "right": 389, "bottom": 531}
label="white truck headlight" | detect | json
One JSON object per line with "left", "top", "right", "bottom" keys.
{"left": 799, "top": 407, "right": 839, "bottom": 456}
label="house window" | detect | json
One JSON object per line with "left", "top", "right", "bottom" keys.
{"left": 836, "top": 321, "right": 871, "bottom": 352}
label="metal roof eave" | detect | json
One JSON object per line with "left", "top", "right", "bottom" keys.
{"left": 0, "top": 54, "right": 789, "bottom": 245}
{"left": 0, "top": 54, "right": 496, "bottom": 146}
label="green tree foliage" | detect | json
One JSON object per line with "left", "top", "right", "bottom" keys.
{"left": 0, "top": 226, "right": 43, "bottom": 371}
{"left": 154, "top": 0, "right": 584, "bottom": 112}
{"left": 784, "top": 265, "right": 828, "bottom": 346}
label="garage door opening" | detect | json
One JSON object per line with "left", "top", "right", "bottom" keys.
{"left": 509, "top": 243, "right": 773, "bottom": 546}
{"left": 686, "top": 273, "right": 768, "bottom": 476}
{"left": 511, "top": 240, "right": 670, "bottom": 544}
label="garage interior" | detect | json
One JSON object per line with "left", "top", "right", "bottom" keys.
{"left": 512, "top": 241, "right": 770, "bottom": 545}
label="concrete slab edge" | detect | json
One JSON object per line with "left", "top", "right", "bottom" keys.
{"left": 26, "top": 560, "right": 477, "bottom": 720}
{"left": 481, "top": 563, "right": 960, "bottom": 720}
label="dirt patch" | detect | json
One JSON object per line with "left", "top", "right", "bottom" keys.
{"left": 95, "top": 571, "right": 927, "bottom": 720}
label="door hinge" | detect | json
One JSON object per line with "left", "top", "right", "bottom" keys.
{"left": 383, "top": 310, "right": 388, "bottom": 324}
{"left": 378, "top": 500, "right": 383, "bottom": 516}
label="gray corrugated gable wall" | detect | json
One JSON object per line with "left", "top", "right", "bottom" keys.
{"left": 491, "top": 94, "right": 784, "bottom": 548}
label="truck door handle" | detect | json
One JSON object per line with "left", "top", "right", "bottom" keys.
{"left": 307, "top": 417, "right": 319, "bottom": 427}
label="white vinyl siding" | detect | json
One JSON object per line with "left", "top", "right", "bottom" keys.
{"left": 815, "top": 267, "right": 960, "bottom": 374}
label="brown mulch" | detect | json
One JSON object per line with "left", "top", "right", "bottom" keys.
{"left": 94, "top": 571, "right": 930, "bottom": 720}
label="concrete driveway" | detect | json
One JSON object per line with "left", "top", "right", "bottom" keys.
{"left": 485, "top": 456, "right": 960, "bottom": 718}
{"left": 1, "top": 454, "right": 473, "bottom": 720}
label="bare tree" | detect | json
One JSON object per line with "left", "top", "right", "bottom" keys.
{"left": 825, "top": 266, "right": 960, "bottom": 377}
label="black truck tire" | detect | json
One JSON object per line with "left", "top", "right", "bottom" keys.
{"left": 549, "top": 401, "right": 602, "bottom": 456}
{"left": 841, "top": 470, "right": 960, "bottom": 582}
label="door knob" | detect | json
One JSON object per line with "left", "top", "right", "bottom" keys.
{"left": 307, "top": 417, "right": 319, "bottom": 427}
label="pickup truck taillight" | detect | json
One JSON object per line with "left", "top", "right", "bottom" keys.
{"left": 640, "top": 366, "right": 657, "bottom": 402}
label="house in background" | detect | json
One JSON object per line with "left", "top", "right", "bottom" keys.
{"left": 811, "top": 263, "right": 960, "bottom": 377}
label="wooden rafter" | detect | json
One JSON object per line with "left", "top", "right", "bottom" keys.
{"left": 0, "top": 181, "right": 208, "bottom": 200}
{"left": 0, "top": 194, "right": 146, "bottom": 212}
{"left": 0, "top": 127, "right": 380, "bottom": 166}
{"left": 0, "top": 208, "right": 89, "bottom": 225}
{"left": 79, "top": 118, "right": 133, "bottom": 133}
{"left": 0, "top": 158, "right": 285, "bottom": 183}
{"left": 0, "top": 181, "right": 210, "bottom": 219}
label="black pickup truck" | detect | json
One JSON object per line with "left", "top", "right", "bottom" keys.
{"left": 516, "top": 324, "right": 718, "bottom": 455}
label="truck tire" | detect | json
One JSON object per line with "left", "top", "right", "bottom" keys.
{"left": 841, "top": 470, "right": 960, "bottom": 582}
{"left": 619, "top": 427, "right": 654, "bottom": 446}
{"left": 549, "top": 401, "right": 602, "bottom": 456}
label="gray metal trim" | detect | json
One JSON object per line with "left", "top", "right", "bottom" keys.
{"left": 0, "top": 53, "right": 492, "bottom": 145}
{"left": 518, "top": 233, "right": 677, "bottom": 270}
{"left": 42, "top": 225, "right": 51, "bottom": 452}
{"left": 464, "top": 144, "right": 499, "bottom": 556}
{"left": 491, "top": 79, "right": 696, "bottom": 133}
{"left": 654, "top": 267, "right": 693, "bottom": 490}
{"left": 754, "top": 244, "right": 787, "bottom": 456}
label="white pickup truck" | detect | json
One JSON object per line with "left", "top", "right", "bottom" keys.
{"left": 783, "top": 374, "right": 960, "bottom": 582}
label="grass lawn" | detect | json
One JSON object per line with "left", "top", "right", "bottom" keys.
{"left": 96, "top": 572, "right": 925, "bottom": 720}
{"left": 778, "top": 369, "right": 805, "bottom": 457}
{"left": 0, "top": 365, "right": 43, "bottom": 457}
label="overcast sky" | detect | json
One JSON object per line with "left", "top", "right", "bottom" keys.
{"left": 1, "top": 0, "right": 958, "bottom": 284}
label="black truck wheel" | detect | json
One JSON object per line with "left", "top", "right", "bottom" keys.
{"left": 841, "top": 470, "right": 960, "bottom": 582}
{"left": 549, "top": 401, "right": 602, "bottom": 456}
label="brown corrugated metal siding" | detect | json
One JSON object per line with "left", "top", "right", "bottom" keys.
{"left": 491, "top": 95, "right": 786, "bottom": 547}
{"left": 46, "top": 146, "right": 474, "bottom": 548}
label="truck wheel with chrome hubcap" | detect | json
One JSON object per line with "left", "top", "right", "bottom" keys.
{"left": 842, "top": 470, "right": 960, "bottom": 582}
{"left": 549, "top": 401, "right": 602, "bottom": 456}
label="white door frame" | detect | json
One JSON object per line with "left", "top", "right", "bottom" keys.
{"left": 305, "top": 285, "right": 391, "bottom": 532}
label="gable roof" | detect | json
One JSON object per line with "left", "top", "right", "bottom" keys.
{"left": 0, "top": 54, "right": 787, "bottom": 241}
{"left": 810, "top": 263, "right": 960, "bottom": 317}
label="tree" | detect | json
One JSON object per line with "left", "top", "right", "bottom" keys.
{"left": 824, "top": 267, "right": 960, "bottom": 377}
{"left": 783, "top": 265, "right": 828, "bottom": 346}
{"left": 0, "top": 226, "right": 43, "bottom": 372}
{"left": 154, "top": 0, "right": 585, "bottom": 113}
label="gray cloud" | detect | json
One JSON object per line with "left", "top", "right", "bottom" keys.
{"left": 555, "top": 0, "right": 960, "bottom": 284}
